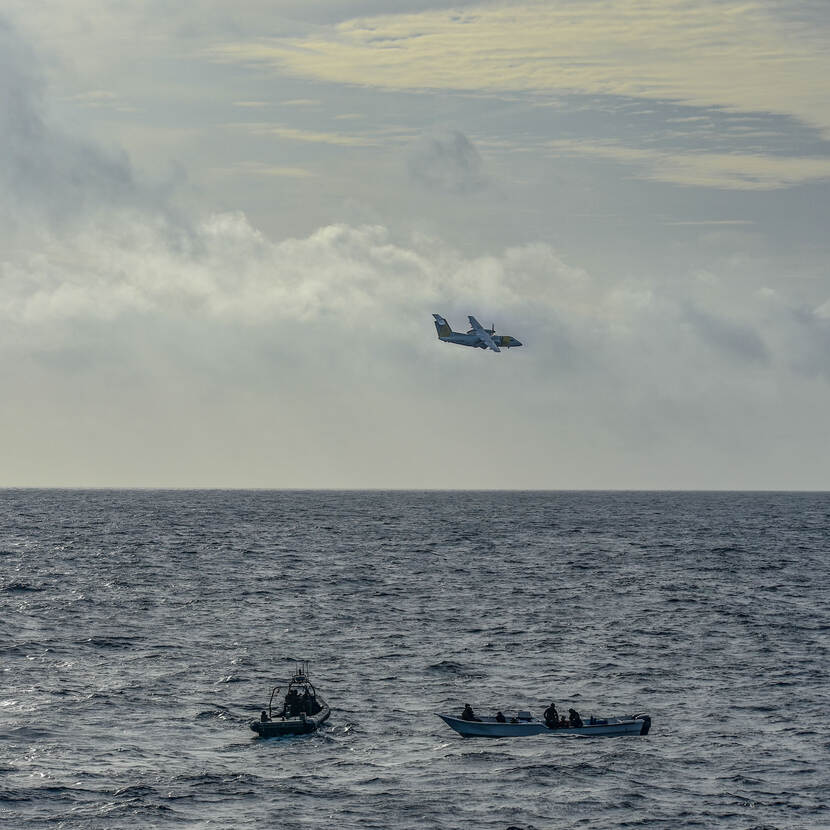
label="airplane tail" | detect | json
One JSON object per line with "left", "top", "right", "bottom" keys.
{"left": 432, "top": 313, "right": 452, "bottom": 338}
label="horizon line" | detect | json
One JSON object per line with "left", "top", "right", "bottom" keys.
{"left": 1, "top": 486, "right": 828, "bottom": 494}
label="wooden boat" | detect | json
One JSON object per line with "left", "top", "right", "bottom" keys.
{"left": 250, "top": 663, "right": 330, "bottom": 738}
{"left": 437, "top": 710, "right": 651, "bottom": 738}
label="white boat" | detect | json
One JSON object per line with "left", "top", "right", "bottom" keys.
{"left": 437, "top": 711, "right": 651, "bottom": 738}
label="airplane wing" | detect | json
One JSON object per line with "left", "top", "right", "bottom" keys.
{"left": 468, "top": 315, "right": 501, "bottom": 352}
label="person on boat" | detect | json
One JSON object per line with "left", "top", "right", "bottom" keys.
{"left": 461, "top": 704, "right": 480, "bottom": 722}
{"left": 284, "top": 689, "right": 302, "bottom": 717}
{"left": 568, "top": 708, "right": 583, "bottom": 727}
{"left": 260, "top": 710, "right": 270, "bottom": 723}
{"left": 543, "top": 703, "right": 559, "bottom": 728}
{"left": 292, "top": 691, "right": 305, "bottom": 717}
{"left": 495, "top": 711, "right": 506, "bottom": 723}
{"left": 559, "top": 715, "right": 568, "bottom": 727}
{"left": 302, "top": 689, "right": 315, "bottom": 714}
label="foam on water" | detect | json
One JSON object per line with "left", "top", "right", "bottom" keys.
{"left": 1, "top": 490, "right": 828, "bottom": 828}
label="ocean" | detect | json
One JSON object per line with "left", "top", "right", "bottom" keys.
{"left": 1, "top": 490, "right": 828, "bottom": 829}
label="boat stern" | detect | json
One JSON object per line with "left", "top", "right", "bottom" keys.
{"left": 250, "top": 718, "right": 315, "bottom": 738}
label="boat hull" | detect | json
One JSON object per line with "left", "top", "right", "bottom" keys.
{"left": 250, "top": 705, "right": 330, "bottom": 737}
{"left": 437, "top": 713, "right": 650, "bottom": 738}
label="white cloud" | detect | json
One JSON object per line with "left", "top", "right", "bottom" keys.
{"left": 3, "top": 191, "right": 830, "bottom": 487}
{"left": 280, "top": 98, "right": 321, "bottom": 107}
{"left": 229, "top": 122, "right": 379, "bottom": 146}
{"left": 4, "top": 202, "right": 826, "bottom": 386}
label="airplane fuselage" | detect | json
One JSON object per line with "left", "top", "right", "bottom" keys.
{"left": 438, "top": 332, "right": 522, "bottom": 349}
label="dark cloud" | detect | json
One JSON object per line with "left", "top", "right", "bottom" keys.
{"left": 683, "top": 304, "right": 770, "bottom": 365}
{"left": 407, "top": 130, "right": 488, "bottom": 194}
{"left": 0, "top": 18, "right": 139, "bottom": 237}
{"left": 786, "top": 305, "right": 830, "bottom": 380}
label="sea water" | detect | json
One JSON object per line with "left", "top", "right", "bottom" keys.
{"left": 1, "top": 490, "right": 828, "bottom": 828}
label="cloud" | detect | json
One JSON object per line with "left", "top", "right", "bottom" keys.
{"left": 0, "top": 19, "right": 147, "bottom": 242}
{"left": 4, "top": 175, "right": 830, "bottom": 487}
{"left": 229, "top": 122, "right": 379, "bottom": 146}
{"left": 3, "top": 7, "right": 830, "bottom": 487}
{"left": 223, "top": 161, "right": 317, "bottom": 178}
{"left": 682, "top": 305, "right": 770, "bottom": 365}
{"left": 547, "top": 140, "right": 830, "bottom": 190}
{"left": 280, "top": 98, "right": 321, "bottom": 107}
{"left": 67, "top": 88, "right": 136, "bottom": 113}
{"left": 215, "top": 0, "right": 830, "bottom": 139}
{"left": 664, "top": 221, "right": 754, "bottom": 227}
{"left": 3, "top": 203, "right": 822, "bottom": 388}
{"left": 0, "top": 215, "right": 540, "bottom": 330}
{"left": 407, "top": 130, "right": 488, "bottom": 194}
{"left": 6, "top": 196, "right": 830, "bottom": 485}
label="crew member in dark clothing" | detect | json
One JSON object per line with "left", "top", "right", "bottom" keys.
{"left": 568, "top": 708, "right": 583, "bottom": 727}
{"left": 305, "top": 691, "right": 321, "bottom": 715}
{"left": 495, "top": 711, "right": 506, "bottom": 723}
{"left": 302, "top": 689, "right": 315, "bottom": 714}
{"left": 461, "top": 703, "right": 480, "bottom": 721}
{"left": 260, "top": 710, "right": 270, "bottom": 722}
{"left": 292, "top": 692, "right": 304, "bottom": 717}
{"left": 543, "top": 703, "right": 559, "bottom": 728}
{"left": 284, "top": 690, "right": 301, "bottom": 717}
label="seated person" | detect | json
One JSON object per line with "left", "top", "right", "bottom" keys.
{"left": 543, "top": 703, "right": 558, "bottom": 728}
{"left": 510, "top": 716, "right": 519, "bottom": 723}
{"left": 495, "top": 711, "right": 506, "bottom": 723}
{"left": 260, "top": 710, "right": 270, "bottom": 723}
{"left": 559, "top": 715, "right": 568, "bottom": 727}
{"left": 461, "top": 703, "right": 480, "bottom": 721}
{"left": 568, "top": 708, "right": 583, "bottom": 727}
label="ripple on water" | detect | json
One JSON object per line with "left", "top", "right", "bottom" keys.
{"left": 0, "top": 490, "right": 828, "bottom": 829}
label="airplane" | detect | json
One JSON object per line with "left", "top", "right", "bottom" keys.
{"left": 432, "top": 313, "right": 523, "bottom": 353}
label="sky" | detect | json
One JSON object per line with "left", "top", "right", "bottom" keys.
{"left": 1, "top": 0, "right": 829, "bottom": 489}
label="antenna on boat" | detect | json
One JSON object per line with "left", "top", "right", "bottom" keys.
{"left": 291, "top": 661, "right": 310, "bottom": 684}
{"left": 267, "top": 685, "right": 280, "bottom": 720}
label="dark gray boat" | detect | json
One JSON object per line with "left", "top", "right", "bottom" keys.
{"left": 250, "top": 664, "right": 330, "bottom": 737}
